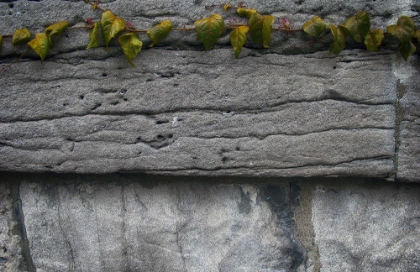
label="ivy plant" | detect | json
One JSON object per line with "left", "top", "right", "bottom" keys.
{"left": 0, "top": 0, "right": 419, "bottom": 70}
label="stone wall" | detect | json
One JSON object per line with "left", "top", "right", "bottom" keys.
{"left": 1, "top": 0, "right": 420, "bottom": 271}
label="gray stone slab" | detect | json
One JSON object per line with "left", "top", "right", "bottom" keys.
{"left": 19, "top": 177, "right": 304, "bottom": 271}
{"left": 312, "top": 181, "right": 420, "bottom": 271}
{"left": 0, "top": 49, "right": 398, "bottom": 177}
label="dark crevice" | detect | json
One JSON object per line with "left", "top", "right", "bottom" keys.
{"left": 1, "top": 98, "right": 393, "bottom": 123}
{"left": 260, "top": 184, "right": 306, "bottom": 270}
{"left": 12, "top": 181, "right": 36, "bottom": 272}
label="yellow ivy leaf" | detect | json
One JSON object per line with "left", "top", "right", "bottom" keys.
{"left": 101, "top": 10, "right": 126, "bottom": 51}
{"left": 27, "top": 33, "right": 51, "bottom": 61}
{"left": 194, "top": 14, "right": 225, "bottom": 51}
{"left": 118, "top": 32, "right": 143, "bottom": 67}
{"left": 329, "top": 24, "right": 347, "bottom": 55}
{"left": 45, "top": 21, "right": 69, "bottom": 44}
{"left": 237, "top": 8, "right": 257, "bottom": 18}
{"left": 12, "top": 28, "right": 31, "bottom": 46}
{"left": 147, "top": 19, "right": 172, "bottom": 48}
{"left": 230, "top": 25, "right": 249, "bottom": 58}
{"left": 303, "top": 16, "right": 326, "bottom": 38}
{"left": 224, "top": 4, "right": 231, "bottom": 11}
{"left": 364, "top": 29, "right": 384, "bottom": 52}
{"left": 249, "top": 12, "right": 274, "bottom": 48}
{"left": 86, "top": 22, "right": 100, "bottom": 49}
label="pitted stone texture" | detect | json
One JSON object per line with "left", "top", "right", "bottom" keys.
{"left": 312, "top": 182, "right": 420, "bottom": 271}
{"left": 0, "top": 50, "right": 397, "bottom": 177}
{"left": 19, "top": 177, "right": 304, "bottom": 272}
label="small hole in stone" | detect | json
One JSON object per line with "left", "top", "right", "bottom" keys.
{"left": 136, "top": 137, "right": 142, "bottom": 143}
{"left": 123, "top": 98, "right": 128, "bottom": 101}
{"left": 222, "top": 157, "right": 228, "bottom": 163}
{"left": 102, "top": 73, "right": 107, "bottom": 77}
{"left": 236, "top": 147, "right": 240, "bottom": 151}
{"left": 63, "top": 103, "right": 68, "bottom": 107}
{"left": 157, "top": 135, "right": 164, "bottom": 140}
{"left": 110, "top": 101, "right": 119, "bottom": 105}
{"left": 8, "top": 3, "right": 14, "bottom": 8}
{"left": 168, "top": 134, "right": 173, "bottom": 138}
{"left": 333, "top": 66, "right": 337, "bottom": 69}
{"left": 91, "top": 103, "right": 102, "bottom": 111}
{"left": 79, "top": 95, "right": 85, "bottom": 100}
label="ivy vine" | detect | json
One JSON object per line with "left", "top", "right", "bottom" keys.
{"left": 1, "top": 0, "right": 420, "bottom": 70}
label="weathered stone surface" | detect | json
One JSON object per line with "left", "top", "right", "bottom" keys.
{"left": 393, "top": 55, "right": 420, "bottom": 182}
{"left": 18, "top": 175, "right": 305, "bottom": 271}
{"left": 312, "top": 181, "right": 420, "bottom": 271}
{"left": 0, "top": 180, "right": 23, "bottom": 271}
{"left": 0, "top": 0, "right": 419, "bottom": 180}
{"left": 0, "top": 49, "right": 398, "bottom": 177}
{"left": 2, "top": 174, "right": 420, "bottom": 271}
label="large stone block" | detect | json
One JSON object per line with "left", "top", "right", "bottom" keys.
{"left": 18, "top": 175, "right": 305, "bottom": 271}
{"left": 0, "top": 0, "right": 419, "bottom": 180}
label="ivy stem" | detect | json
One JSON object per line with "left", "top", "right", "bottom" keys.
{"left": 83, "top": 0, "right": 106, "bottom": 12}
{"left": 1, "top": 48, "right": 30, "bottom": 72}
{"left": 69, "top": 25, "right": 94, "bottom": 30}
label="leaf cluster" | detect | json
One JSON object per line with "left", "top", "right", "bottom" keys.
{"left": 0, "top": 2, "right": 419, "bottom": 68}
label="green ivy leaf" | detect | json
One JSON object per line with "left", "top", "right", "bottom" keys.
{"left": 194, "top": 14, "right": 225, "bottom": 51}
{"left": 329, "top": 24, "right": 347, "bottom": 55}
{"left": 342, "top": 11, "right": 370, "bottom": 43}
{"left": 12, "top": 28, "right": 31, "bottom": 46}
{"left": 147, "top": 19, "right": 172, "bottom": 48}
{"left": 398, "top": 40, "right": 417, "bottom": 61}
{"left": 364, "top": 29, "right": 384, "bottom": 52}
{"left": 237, "top": 8, "right": 257, "bottom": 18}
{"left": 101, "top": 10, "right": 126, "bottom": 51}
{"left": 249, "top": 12, "right": 274, "bottom": 48}
{"left": 415, "top": 30, "right": 420, "bottom": 43}
{"left": 387, "top": 16, "right": 416, "bottom": 61}
{"left": 118, "top": 32, "right": 142, "bottom": 67}
{"left": 45, "top": 21, "right": 68, "bottom": 44}
{"left": 303, "top": 16, "right": 326, "bottom": 38}
{"left": 86, "top": 22, "right": 100, "bottom": 49}
{"left": 27, "top": 33, "right": 51, "bottom": 62}
{"left": 230, "top": 26, "right": 249, "bottom": 58}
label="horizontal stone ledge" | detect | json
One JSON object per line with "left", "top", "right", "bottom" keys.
{"left": 0, "top": 48, "right": 402, "bottom": 178}
{"left": 1, "top": 129, "right": 395, "bottom": 177}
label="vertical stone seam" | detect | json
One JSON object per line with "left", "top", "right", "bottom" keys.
{"left": 290, "top": 182, "right": 321, "bottom": 272}
{"left": 56, "top": 186, "right": 76, "bottom": 271}
{"left": 121, "top": 183, "right": 131, "bottom": 272}
{"left": 12, "top": 181, "right": 36, "bottom": 272}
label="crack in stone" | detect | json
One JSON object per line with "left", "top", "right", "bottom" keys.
{"left": 13, "top": 181, "right": 36, "bottom": 272}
